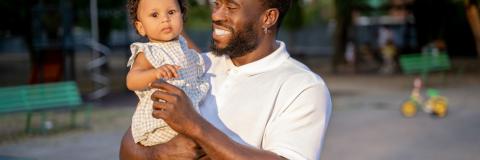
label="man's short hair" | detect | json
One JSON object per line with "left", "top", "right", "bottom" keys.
{"left": 260, "top": 0, "right": 292, "bottom": 29}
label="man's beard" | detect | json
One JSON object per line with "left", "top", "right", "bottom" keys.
{"left": 210, "top": 21, "right": 259, "bottom": 58}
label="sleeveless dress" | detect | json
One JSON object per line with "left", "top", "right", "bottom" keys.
{"left": 127, "top": 36, "right": 209, "bottom": 146}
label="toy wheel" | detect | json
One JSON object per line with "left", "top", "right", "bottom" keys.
{"left": 401, "top": 100, "right": 417, "bottom": 117}
{"left": 433, "top": 98, "right": 448, "bottom": 118}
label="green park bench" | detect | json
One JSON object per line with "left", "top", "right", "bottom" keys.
{"left": 0, "top": 81, "right": 91, "bottom": 133}
{"left": 399, "top": 53, "right": 451, "bottom": 83}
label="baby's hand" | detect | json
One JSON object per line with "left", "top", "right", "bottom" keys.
{"left": 156, "top": 64, "right": 181, "bottom": 79}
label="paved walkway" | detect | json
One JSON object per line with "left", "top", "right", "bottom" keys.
{"left": 321, "top": 74, "right": 480, "bottom": 160}
{"left": 1, "top": 53, "right": 479, "bottom": 160}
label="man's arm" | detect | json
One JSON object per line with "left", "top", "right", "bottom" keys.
{"left": 119, "top": 126, "right": 203, "bottom": 160}
{"left": 192, "top": 120, "right": 287, "bottom": 160}
{"left": 150, "top": 82, "right": 287, "bottom": 160}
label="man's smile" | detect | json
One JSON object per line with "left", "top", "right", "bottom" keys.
{"left": 212, "top": 23, "right": 233, "bottom": 41}
{"left": 213, "top": 28, "right": 231, "bottom": 36}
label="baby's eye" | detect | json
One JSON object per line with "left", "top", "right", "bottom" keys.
{"left": 168, "top": 10, "right": 176, "bottom": 15}
{"left": 151, "top": 12, "right": 158, "bottom": 17}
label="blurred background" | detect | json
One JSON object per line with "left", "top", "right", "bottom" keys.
{"left": 0, "top": 0, "right": 479, "bottom": 159}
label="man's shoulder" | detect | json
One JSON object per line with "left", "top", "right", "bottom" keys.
{"left": 277, "top": 57, "right": 326, "bottom": 87}
{"left": 273, "top": 58, "right": 331, "bottom": 117}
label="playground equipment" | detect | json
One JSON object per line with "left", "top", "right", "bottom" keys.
{"left": 26, "top": 0, "right": 110, "bottom": 100}
{"left": 86, "top": 0, "right": 110, "bottom": 100}
{"left": 401, "top": 77, "right": 448, "bottom": 118}
{"left": 424, "top": 89, "right": 448, "bottom": 118}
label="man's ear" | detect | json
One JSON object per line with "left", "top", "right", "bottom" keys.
{"left": 262, "top": 8, "right": 280, "bottom": 29}
{"left": 134, "top": 21, "right": 146, "bottom": 37}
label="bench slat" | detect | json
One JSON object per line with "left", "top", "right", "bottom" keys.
{"left": 0, "top": 87, "right": 79, "bottom": 96}
{"left": 400, "top": 53, "right": 451, "bottom": 74}
{"left": 0, "top": 81, "right": 91, "bottom": 133}
{"left": 0, "top": 81, "right": 76, "bottom": 90}
{"left": 0, "top": 81, "right": 82, "bottom": 113}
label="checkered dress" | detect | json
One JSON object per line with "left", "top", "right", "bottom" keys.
{"left": 127, "top": 36, "right": 209, "bottom": 146}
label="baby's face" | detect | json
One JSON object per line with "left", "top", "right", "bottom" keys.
{"left": 135, "top": 0, "right": 183, "bottom": 42}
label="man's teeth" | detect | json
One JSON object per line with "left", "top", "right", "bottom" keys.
{"left": 214, "top": 29, "right": 231, "bottom": 36}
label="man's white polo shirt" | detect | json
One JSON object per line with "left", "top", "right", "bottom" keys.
{"left": 199, "top": 41, "right": 332, "bottom": 160}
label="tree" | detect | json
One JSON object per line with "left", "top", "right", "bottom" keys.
{"left": 283, "top": 0, "right": 304, "bottom": 55}
{"left": 465, "top": 0, "right": 480, "bottom": 58}
{"left": 333, "top": 0, "right": 350, "bottom": 72}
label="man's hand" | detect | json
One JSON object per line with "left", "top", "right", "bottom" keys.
{"left": 119, "top": 127, "right": 204, "bottom": 160}
{"left": 147, "top": 82, "right": 285, "bottom": 160}
{"left": 150, "top": 81, "right": 204, "bottom": 136}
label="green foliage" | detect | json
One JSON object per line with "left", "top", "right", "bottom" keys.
{"left": 282, "top": 0, "right": 337, "bottom": 28}
{"left": 185, "top": 5, "right": 211, "bottom": 31}
{"left": 189, "top": 0, "right": 199, "bottom": 6}
{"left": 303, "top": 0, "right": 335, "bottom": 25}
{"left": 333, "top": 0, "right": 391, "bottom": 17}
{"left": 350, "top": 0, "right": 388, "bottom": 16}
{"left": 283, "top": 0, "right": 304, "bottom": 31}
{"left": 73, "top": 0, "right": 126, "bottom": 31}
{"left": 364, "top": 0, "right": 385, "bottom": 9}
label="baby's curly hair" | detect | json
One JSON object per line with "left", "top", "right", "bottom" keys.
{"left": 127, "top": 0, "right": 188, "bottom": 25}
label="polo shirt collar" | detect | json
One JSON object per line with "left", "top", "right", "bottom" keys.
{"left": 224, "top": 41, "right": 290, "bottom": 76}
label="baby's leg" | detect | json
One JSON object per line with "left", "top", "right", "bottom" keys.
{"left": 139, "top": 126, "right": 178, "bottom": 146}
{"left": 134, "top": 89, "right": 179, "bottom": 146}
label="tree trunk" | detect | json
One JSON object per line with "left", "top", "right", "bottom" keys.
{"left": 332, "top": 0, "right": 352, "bottom": 73}
{"left": 466, "top": 2, "right": 480, "bottom": 59}
{"left": 23, "top": 0, "right": 36, "bottom": 72}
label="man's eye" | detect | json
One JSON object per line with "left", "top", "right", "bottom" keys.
{"left": 168, "top": 10, "right": 176, "bottom": 15}
{"left": 226, "top": 5, "right": 237, "bottom": 10}
{"left": 212, "top": 1, "right": 220, "bottom": 9}
{"left": 151, "top": 12, "right": 158, "bottom": 17}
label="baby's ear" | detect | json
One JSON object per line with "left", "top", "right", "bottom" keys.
{"left": 134, "top": 21, "right": 146, "bottom": 37}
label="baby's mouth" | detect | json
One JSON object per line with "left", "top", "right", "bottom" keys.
{"left": 161, "top": 27, "right": 172, "bottom": 33}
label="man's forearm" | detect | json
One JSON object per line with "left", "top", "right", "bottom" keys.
{"left": 120, "top": 127, "right": 204, "bottom": 160}
{"left": 190, "top": 120, "right": 286, "bottom": 160}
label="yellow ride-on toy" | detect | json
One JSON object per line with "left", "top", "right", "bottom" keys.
{"left": 401, "top": 78, "right": 448, "bottom": 118}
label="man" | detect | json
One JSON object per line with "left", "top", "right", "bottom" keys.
{"left": 120, "top": 0, "right": 332, "bottom": 159}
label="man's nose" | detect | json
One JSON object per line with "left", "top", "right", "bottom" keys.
{"left": 211, "top": 6, "right": 227, "bottom": 22}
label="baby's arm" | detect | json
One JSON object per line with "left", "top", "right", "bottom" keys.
{"left": 126, "top": 52, "right": 180, "bottom": 91}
